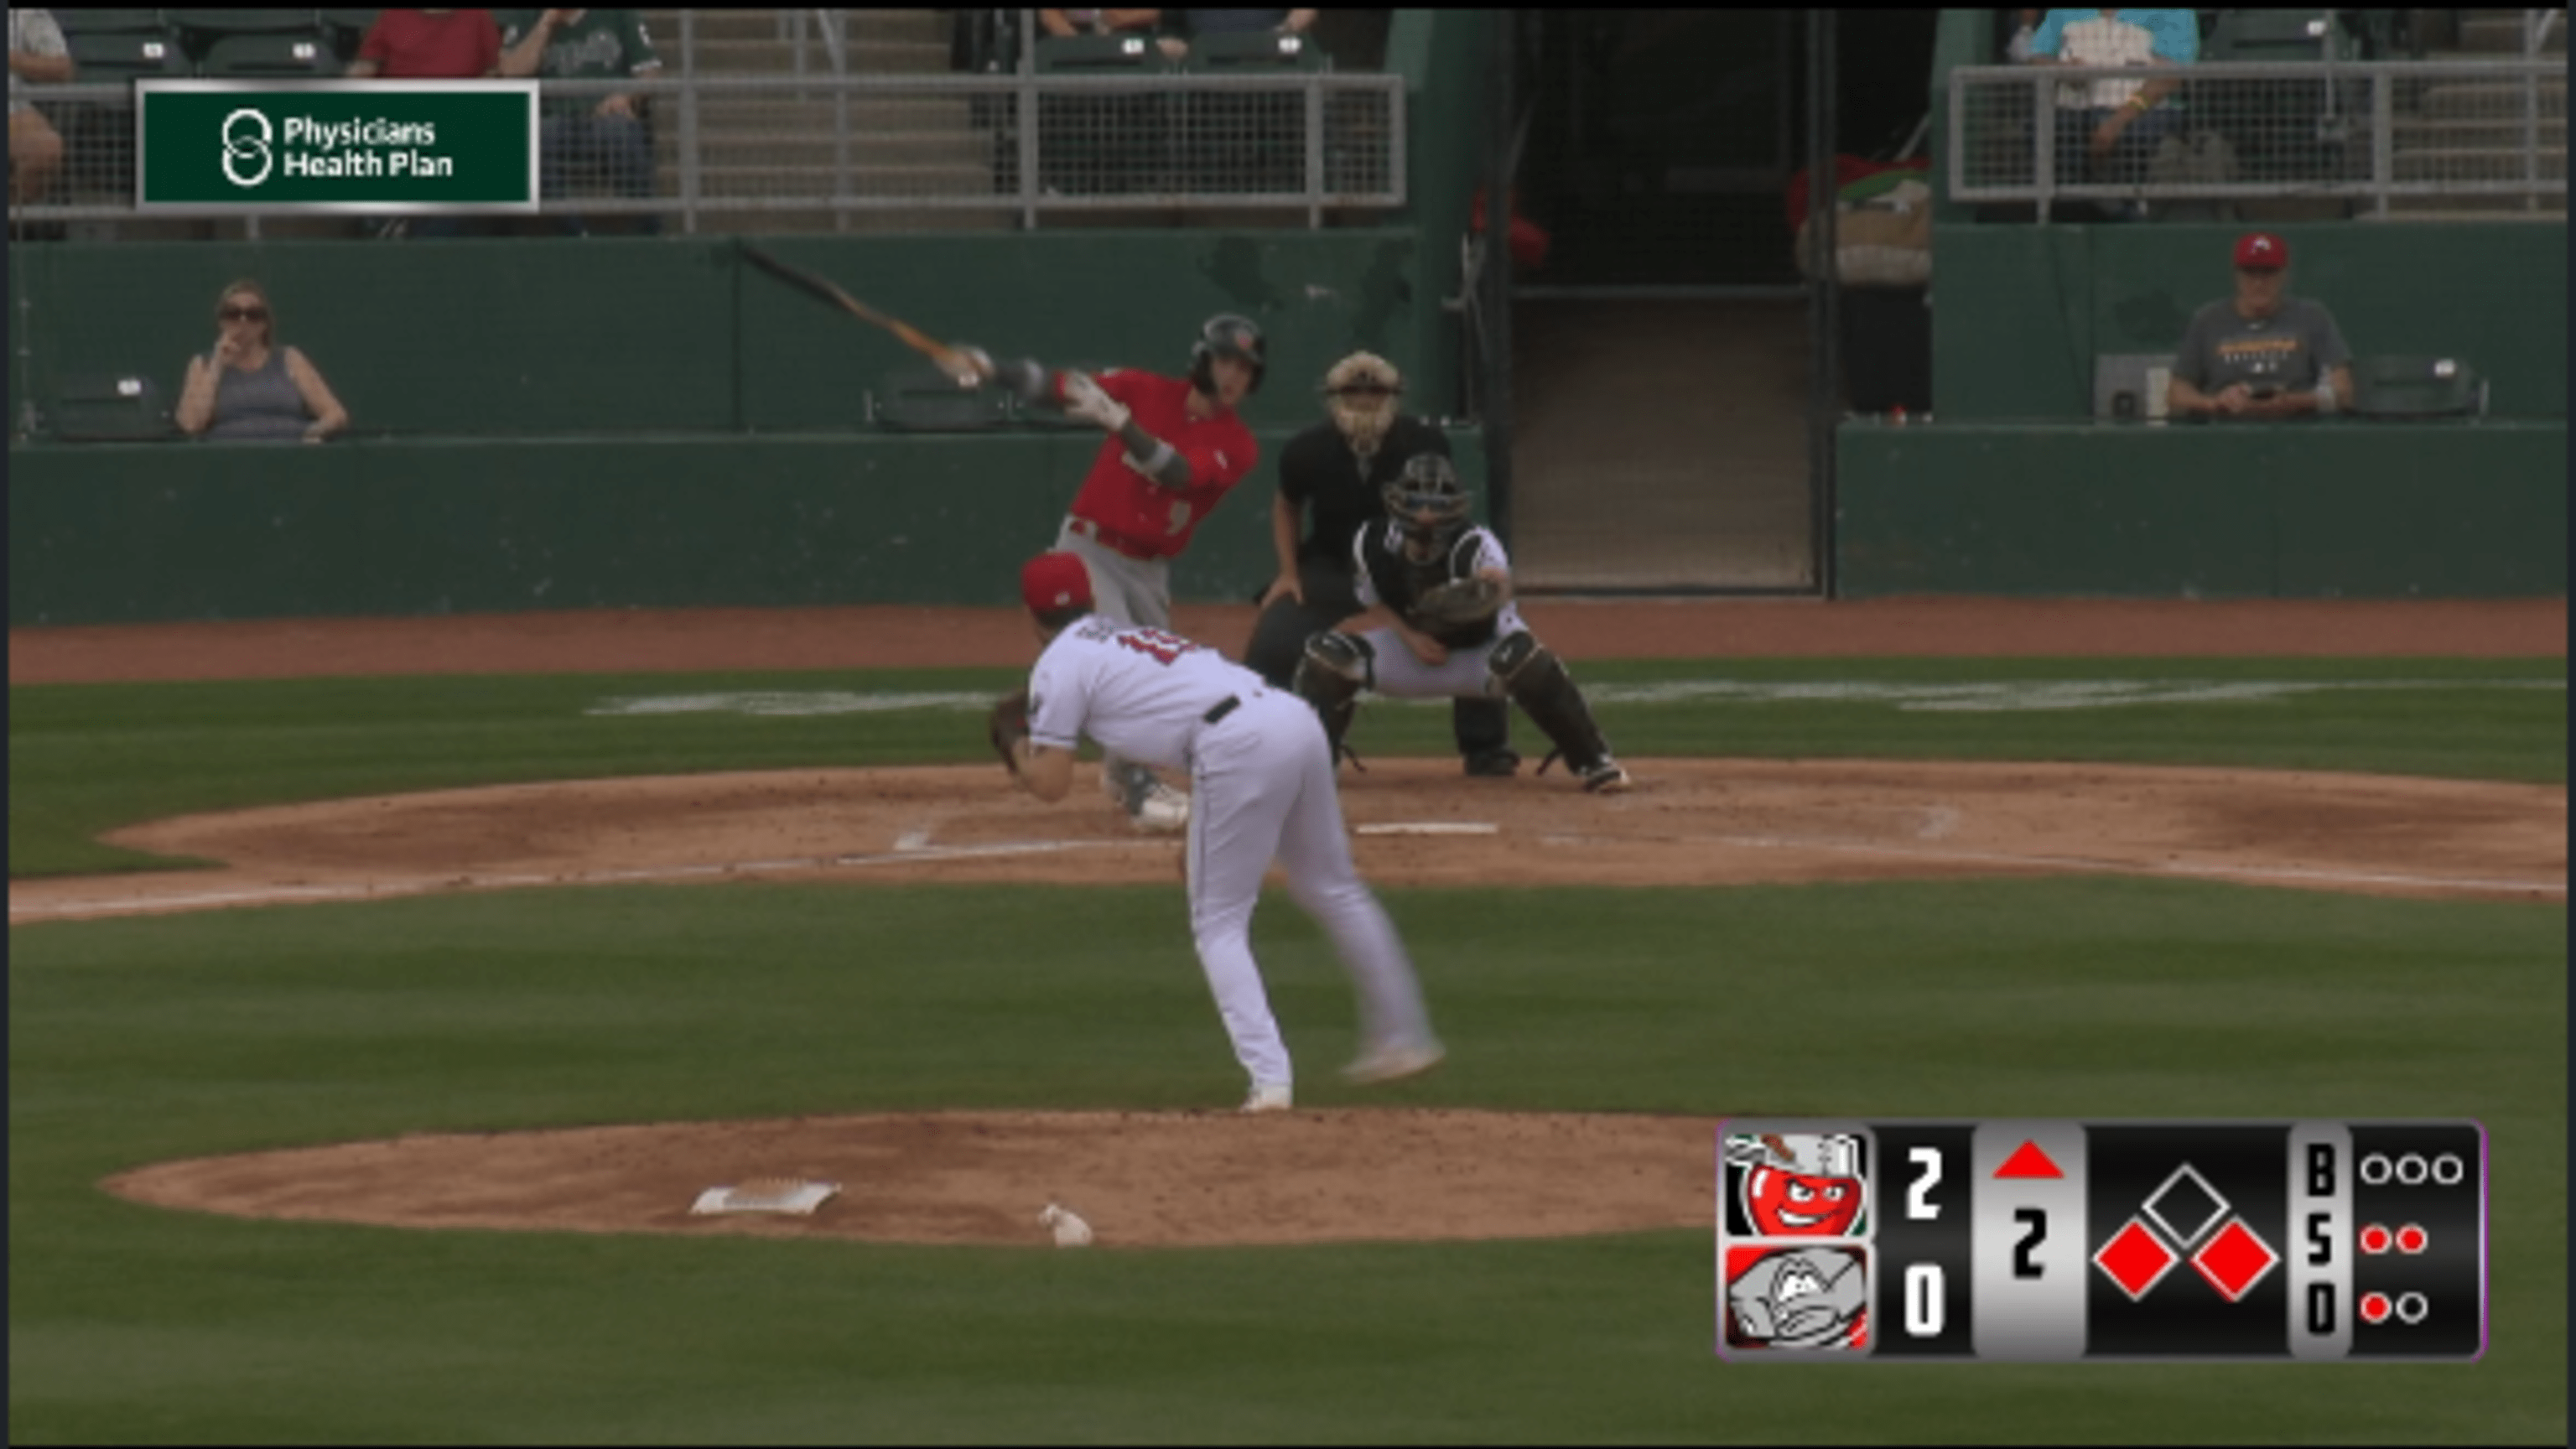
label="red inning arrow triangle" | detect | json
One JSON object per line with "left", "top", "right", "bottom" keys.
{"left": 1995, "top": 1140, "right": 2064, "bottom": 1179}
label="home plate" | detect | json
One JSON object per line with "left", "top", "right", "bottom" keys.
{"left": 1357, "top": 822, "right": 1499, "bottom": 836}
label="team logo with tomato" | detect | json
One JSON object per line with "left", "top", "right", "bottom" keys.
{"left": 1725, "top": 1131, "right": 1870, "bottom": 1238}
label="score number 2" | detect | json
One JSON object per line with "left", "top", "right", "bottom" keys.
{"left": 1903, "top": 1147, "right": 1946, "bottom": 1337}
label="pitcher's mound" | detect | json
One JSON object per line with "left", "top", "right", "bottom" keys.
{"left": 103, "top": 1109, "right": 1724, "bottom": 1248}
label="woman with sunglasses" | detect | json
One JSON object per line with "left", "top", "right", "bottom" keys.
{"left": 175, "top": 281, "right": 351, "bottom": 443}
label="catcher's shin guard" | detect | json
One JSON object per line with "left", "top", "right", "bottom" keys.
{"left": 1293, "top": 631, "right": 1373, "bottom": 762}
{"left": 1488, "top": 631, "right": 1618, "bottom": 779}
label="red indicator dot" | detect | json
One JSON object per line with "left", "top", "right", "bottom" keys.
{"left": 2397, "top": 1223, "right": 2428, "bottom": 1254}
{"left": 2360, "top": 1291, "right": 2393, "bottom": 1325}
{"left": 2359, "top": 1223, "right": 2392, "bottom": 1254}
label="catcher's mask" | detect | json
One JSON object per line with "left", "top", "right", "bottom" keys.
{"left": 1381, "top": 453, "right": 1471, "bottom": 548}
{"left": 1321, "top": 351, "right": 1402, "bottom": 454}
{"left": 1190, "top": 314, "right": 1267, "bottom": 397}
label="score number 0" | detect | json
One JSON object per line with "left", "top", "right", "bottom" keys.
{"left": 1903, "top": 1146, "right": 1946, "bottom": 1338}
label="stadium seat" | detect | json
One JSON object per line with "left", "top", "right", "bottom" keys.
{"left": 2352, "top": 356, "right": 2487, "bottom": 419}
{"left": 2194, "top": 10, "right": 2365, "bottom": 185}
{"left": 52, "top": 11, "right": 169, "bottom": 36}
{"left": 197, "top": 31, "right": 341, "bottom": 78}
{"left": 168, "top": 9, "right": 326, "bottom": 59}
{"left": 1180, "top": 29, "right": 1331, "bottom": 72}
{"left": 869, "top": 366, "right": 1015, "bottom": 433}
{"left": 63, "top": 29, "right": 192, "bottom": 81}
{"left": 1032, "top": 34, "right": 1171, "bottom": 74}
{"left": 317, "top": 9, "right": 379, "bottom": 60}
{"left": 47, "top": 373, "right": 177, "bottom": 444}
{"left": 2092, "top": 353, "right": 2178, "bottom": 422}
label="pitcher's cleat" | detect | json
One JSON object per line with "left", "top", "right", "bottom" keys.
{"left": 1240, "top": 1082, "right": 1295, "bottom": 1114}
{"left": 1342, "top": 1038, "right": 1446, "bottom": 1086}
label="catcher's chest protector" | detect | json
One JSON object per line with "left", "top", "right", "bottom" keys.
{"left": 1367, "top": 526, "right": 1496, "bottom": 649}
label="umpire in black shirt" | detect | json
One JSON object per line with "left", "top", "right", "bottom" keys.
{"left": 1243, "top": 351, "right": 1516, "bottom": 774}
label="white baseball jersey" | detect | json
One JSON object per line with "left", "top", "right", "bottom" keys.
{"left": 1026, "top": 615, "right": 1265, "bottom": 771}
{"left": 1351, "top": 523, "right": 1530, "bottom": 641}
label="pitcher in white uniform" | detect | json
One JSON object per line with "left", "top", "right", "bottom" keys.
{"left": 1000, "top": 551, "right": 1445, "bottom": 1113}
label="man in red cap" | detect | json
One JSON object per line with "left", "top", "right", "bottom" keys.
{"left": 993, "top": 551, "right": 1444, "bottom": 1114}
{"left": 2166, "top": 231, "right": 2354, "bottom": 421}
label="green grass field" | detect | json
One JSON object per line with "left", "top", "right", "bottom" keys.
{"left": 9, "top": 656, "right": 2567, "bottom": 1443}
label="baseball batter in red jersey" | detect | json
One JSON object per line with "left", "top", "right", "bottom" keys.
{"left": 1000, "top": 552, "right": 1444, "bottom": 1112}
{"left": 962, "top": 317, "right": 1265, "bottom": 834}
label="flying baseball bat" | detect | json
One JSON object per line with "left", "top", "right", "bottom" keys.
{"left": 739, "top": 242, "right": 985, "bottom": 383}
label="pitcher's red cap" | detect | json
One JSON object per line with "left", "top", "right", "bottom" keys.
{"left": 2234, "top": 231, "right": 2288, "bottom": 270}
{"left": 1021, "top": 552, "right": 1093, "bottom": 613}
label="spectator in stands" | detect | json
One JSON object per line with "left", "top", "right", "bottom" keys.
{"left": 345, "top": 8, "right": 502, "bottom": 79}
{"left": 1161, "top": 8, "right": 1317, "bottom": 60}
{"left": 348, "top": 11, "right": 502, "bottom": 236}
{"left": 175, "top": 281, "right": 351, "bottom": 444}
{"left": 8, "top": 7, "right": 70, "bottom": 207}
{"left": 1039, "top": 9, "right": 1166, "bottom": 39}
{"left": 2005, "top": 8, "right": 2043, "bottom": 62}
{"left": 498, "top": 9, "right": 663, "bottom": 236}
{"left": 2166, "top": 232, "right": 2354, "bottom": 422}
{"left": 2030, "top": 8, "right": 2194, "bottom": 217}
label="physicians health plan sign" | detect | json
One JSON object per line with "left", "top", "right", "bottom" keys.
{"left": 138, "top": 80, "right": 538, "bottom": 213}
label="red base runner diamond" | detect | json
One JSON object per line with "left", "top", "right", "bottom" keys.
{"left": 2189, "top": 1218, "right": 2281, "bottom": 1302}
{"left": 2093, "top": 1218, "right": 2179, "bottom": 1301}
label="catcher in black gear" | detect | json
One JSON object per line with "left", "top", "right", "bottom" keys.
{"left": 1290, "top": 454, "right": 1633, "bottom": 793}
{"left": 1242, "top": 351, "right": 1519, "bottom": 776}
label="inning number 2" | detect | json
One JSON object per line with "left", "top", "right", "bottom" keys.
{"left": 1907, "top": 1147, "right": 1943, "bottom": 1220}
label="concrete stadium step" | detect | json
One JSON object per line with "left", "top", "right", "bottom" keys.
{"left": 668, "top": 132, "right": 994, "bottom": 171}
{"left": 2414, "top": 78, "right": 2567, "bottom": 120}
{"left": 2392, "top": 117, "right": 2569, "bottom": 149}
{"left": 685, "top": 95, "right": 985, "bottom": 133}
{"left": 683, "top": 37, "right": 952, "bottom": 75}
{"left": 638, "top": 9, "right": 951, "bottom": 50}
{"left": 687, "top": 205, "right": 1016, "bottom": 236}
{"left": 2392, "top": 146, "right": 2568, "bottom": 181}
{"left": 2457, "top": 13, "right": 2567, "bottom": 54}
{"left": 697, "top": 163, "right": 1000, "bottom": 198}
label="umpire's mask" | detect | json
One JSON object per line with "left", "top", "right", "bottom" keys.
{"left": 1322, "top": 351, "right": 1403, "bottom": 458}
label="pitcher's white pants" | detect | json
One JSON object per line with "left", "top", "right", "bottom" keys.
{"left": 1184, "top": 688, "right": 1432, "bottom": 1090}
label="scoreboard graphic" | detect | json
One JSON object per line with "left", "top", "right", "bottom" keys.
{"left": 1716, "top": 1119, "right": 2485, "bottom": 1362}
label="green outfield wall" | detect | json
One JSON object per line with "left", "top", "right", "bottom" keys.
{"left": 3, "top": 230, "right": 1452, "bottom": 440}
{"left": 1929, "top": 222, "right": 2568, "bottom": 422}
{"left": 1836, "top": 419, "right": 2568, "bottom": 597}
{"left": 7, "top": 428, "right": 1490, "bottom": 626}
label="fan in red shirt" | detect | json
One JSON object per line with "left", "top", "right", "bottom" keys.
{"left": 961, "top": 316, "right": 1265, "bottom": 832}
{"left": 347, "top": 9, "right": 502, "bottom": 79}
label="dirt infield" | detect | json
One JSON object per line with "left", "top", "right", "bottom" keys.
{"left": 9, "top": 596, "right": 2565, "bottom": 684}
{"left": 103, "top": 1109, "right": 1723, "bottom": 1249}
{"left": 19, "top": 597, "right": 2564, "bottom": 1246}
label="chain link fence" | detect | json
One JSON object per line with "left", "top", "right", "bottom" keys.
{"left": 9, "top": 70, "right": 1405, "bottom": 232}
{"left": 1950, "top": 60, "right": 2567, "bottom": 217}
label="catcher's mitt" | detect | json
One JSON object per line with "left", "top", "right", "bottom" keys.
{"left": 989, "top": 688, "right": 1031, "bottom": 775}
{"left": 1411, "top": 576, "right": 1504, "bottom": 631}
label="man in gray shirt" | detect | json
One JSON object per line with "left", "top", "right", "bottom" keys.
{"left": 2167, "top": 231, "right": 2355, "bottom": 421}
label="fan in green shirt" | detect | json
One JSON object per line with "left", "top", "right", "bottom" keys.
{"left": 499, "top": 9, "right": 664, "bottom": 234}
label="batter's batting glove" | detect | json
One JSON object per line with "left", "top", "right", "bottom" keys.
{"left": 1061, "top": 371, "right": 1132, "bottom": 434}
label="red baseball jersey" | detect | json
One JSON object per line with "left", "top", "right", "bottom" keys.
{"left": 1063, "top": 369, "right": 1258, "bottom": 560}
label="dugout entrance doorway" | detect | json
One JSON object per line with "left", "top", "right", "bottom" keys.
{"left": 1489, "top": 10, "right": 1935, "bottom": 595}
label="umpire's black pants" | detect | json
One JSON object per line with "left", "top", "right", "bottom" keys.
{"left": 1243, "top": 558, "right": 1514, "bottom": 763}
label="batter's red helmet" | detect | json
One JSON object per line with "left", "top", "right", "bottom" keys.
{"left": 1190, "top": 314, "right": 1266, "bottom": 396}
